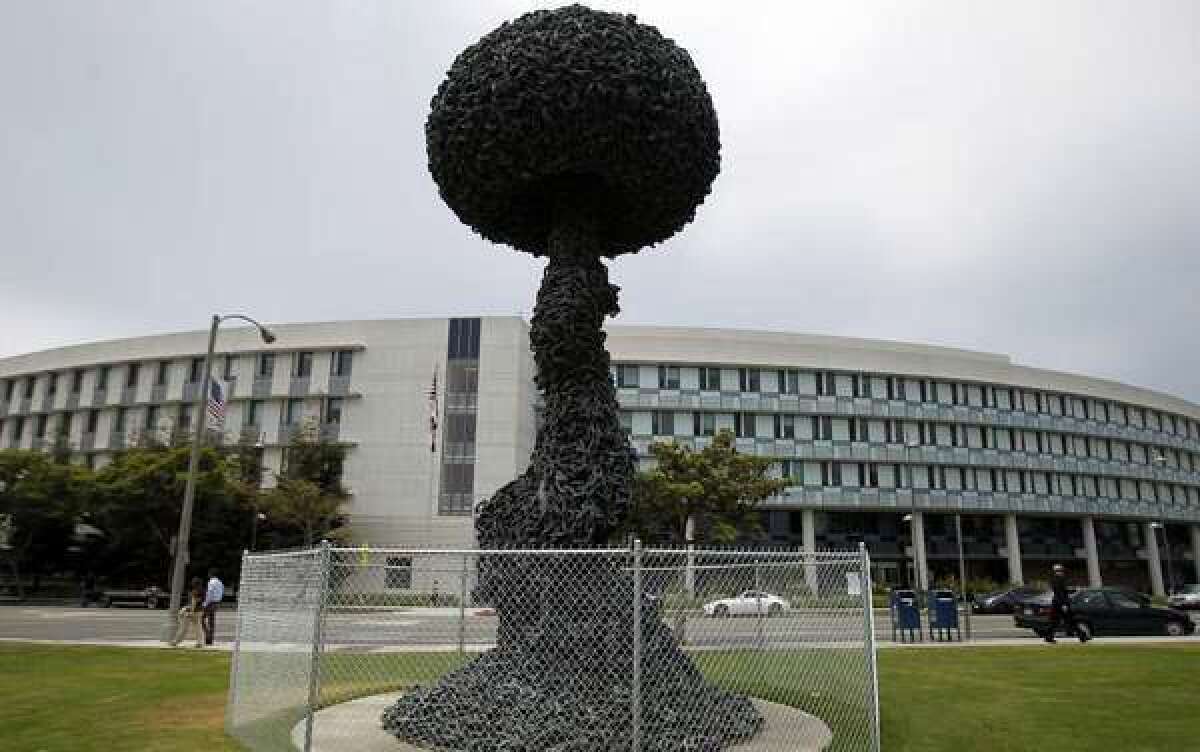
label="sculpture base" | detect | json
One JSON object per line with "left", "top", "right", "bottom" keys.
{"left": 292, "top": 692, "right": 832, "bottom": 752}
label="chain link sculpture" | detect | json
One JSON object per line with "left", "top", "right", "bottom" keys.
{"left": 384, "top": 6, "right": 763, "bottom": 749}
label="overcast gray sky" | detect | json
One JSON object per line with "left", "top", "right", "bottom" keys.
{"left": 2, "top": 1, "right": 1197, "bottom": 400}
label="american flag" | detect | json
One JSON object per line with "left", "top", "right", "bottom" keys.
{"left": 206, "top": 380, "right": 227, "bottom": 429}
{"left": 428, "top": 367, "right": 439, "bottom": 454}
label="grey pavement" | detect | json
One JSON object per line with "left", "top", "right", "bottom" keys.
{"left": 2, "top": 605, "right": 1196, "bottom": 650}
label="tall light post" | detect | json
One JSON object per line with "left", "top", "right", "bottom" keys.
{"left": 162, "top": 314, "right": 275, "bottom": 639}
{"left": 1152, "top": 453, "right": 1173, "bottom": 593}
{"left": 902, "top": 438, "right": 923, "bottom": 590}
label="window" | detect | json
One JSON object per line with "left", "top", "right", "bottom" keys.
{"left": 86, "top": 410, "right": 99, "bottom": 434}
{"left": 13, "top": 417, "right": 25, "bottom": 444}
{"left": 385, "top": 556, "right": 413, "bottom": 589}
{"left": 24, "top": 377, "right": 36, "bottom": 399}
{"left": 698, "top": 367, "right": 721, "bottom": 391}
{"left": 617, "top": 365, "right": 639, "bottom": 388}
{"left": 332, "top": 350, "right": 354, "bottom": 378}
{"left": 693, "top": 412, "right": 717, "bottom": 436}
{"left": 223, "top": 356, "right": 238, "bottom": 381}
{"left": 651, "top": 411, "right": 674, "bottom": 435}
{"left": 774, "top": 414, "right": 796, "bottom": 439}
{"left": 816, "top": 371, "right": 836, "bottom": 397}
{"left": 821, "top": 461, "right": 842, "bottom": 486}
{"left": 325, "top": 398, "right": 343, "bottom": 425}
{"left": 736, "top": 412, "right": 756, "bottom": 438}
{"left": 1108, "top": 592, "right": 1143, "bottom": 610}
{"left": 294, "top": 351, "right": 314, "bottom": 379}
{"left": 738, "top": 368, "right": 760, "bottom": 393}
{"left": 155, "top": 361, "right": 169, "bottom": 387}
{"left": 47, "top": 373, "right": 58, "bottom": 397}
{"left": 35, "top": 414, "right": 47, "bottom": 439}
{"left": 114, "top": 408, "right": 127, "bottom": 432}
{"left": 245, "top": 400, "right": 262, "bottom": 426}
{"left": 778, "top": 369, "right": 800, "bottom": 395}
{"left": 852, "top": 374, "right": 872, "bottom": 398}
{"left": 657, "top": 365, "right": 680, "bottom": 390}
{"left": 189, "top": 358, "right": 204, "bottom": 384}
{"left": 812, "top": 415, "right": 833, "bottom": 440}
{"left": 285, "top": 398, "right": 303, "bottom": 425}
{"left": 2, "top": 380, "right": 12, "bottom": 401}
{"left": 145, "top": 405, "right": 159, "bottom": 430}
{"left": 780, "top": 460, "right": 801, "bottom": 482}
{"left": 257, "top": 353, "right": 275, "bottom": 379}
{"left": 179, "top": 404, "right": 194, "bottom": 430}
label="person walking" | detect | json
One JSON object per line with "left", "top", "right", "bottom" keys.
{"left": 1045, "top": 563, "right": 1089, "bottom": 643}
{"left": 169, "top": 577, "right": 205, "bottom": 648}
{"left": 201, "top": 569, "right": 224, "bottom": 647}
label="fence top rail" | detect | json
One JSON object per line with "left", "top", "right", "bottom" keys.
{"left": 242, "top": 548, "right": 323, "bottom": 561}
{"left": 247, "top": 546, "right": 865, "bottom": 559}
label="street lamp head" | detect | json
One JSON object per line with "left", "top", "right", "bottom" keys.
{"left": 1151, "top": 521, "right": 1164, "bottom": 529}
{"left": 902, "top": 513, "right": 913, "bottom": 522}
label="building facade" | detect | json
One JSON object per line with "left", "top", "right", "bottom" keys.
{"left": 2, "top": 318, "right": 1199, "bottom": 595}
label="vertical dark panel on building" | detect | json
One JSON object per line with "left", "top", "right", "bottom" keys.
{"left": 439, "top": 318, "right": 481, "bottom": 515}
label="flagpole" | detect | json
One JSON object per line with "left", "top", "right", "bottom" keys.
{"left": 429, "top": 365, "right": 440, "bottom": 515}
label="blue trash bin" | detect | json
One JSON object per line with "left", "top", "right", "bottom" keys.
{"left": 890, "top": 588, "right": 923, "bottom": 642}
{"left": 928, "top": 588, "right": 961, "bottom": 641}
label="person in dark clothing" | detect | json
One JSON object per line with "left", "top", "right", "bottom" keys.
{"left": 1046, "top": 563, "right": 1089, "bottom": 643}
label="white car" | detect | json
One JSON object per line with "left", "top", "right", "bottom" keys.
{"left": 1168, "top": 584, "right": 1200, "bottom": 610}
{"left": 703, "top": 591, "right": 790, "bottom": 618}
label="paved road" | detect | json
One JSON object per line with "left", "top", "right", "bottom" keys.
{"left": 11, "top": 605, "right": 1192, "bottom": 647}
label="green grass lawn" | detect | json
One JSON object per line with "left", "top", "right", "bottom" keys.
{"left": 1, "top": 642, "right": 1198, "bottom": 751}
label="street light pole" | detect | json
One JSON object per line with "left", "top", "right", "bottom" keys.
{"left": 955, "top": 512, "right": 972, "bottom": 639}
{"left": 1152, "top": 454, "right": 1174, "bottom": 594}
{"left": 162, "top": 313, "right": 275, "bottom": 640}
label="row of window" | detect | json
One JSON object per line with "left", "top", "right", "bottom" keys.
{"left": 0, "top": 397, "right": 345, "bottom": 447}
{"left": 613, "top": 364, "right": 1200, "bottom": 442}
{"left": 622, "top": 412, "right": 1200, "bottom": 474}
{"left": 0, "top": 350, "right": 355, "bottom": 406}
{"left": 773, "top": 460, "right": 1200, "bottom": 506}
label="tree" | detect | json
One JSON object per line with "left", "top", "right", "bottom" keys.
{"left": 88, "top": 445, "right": 250, "bottom": 587}
{"left": 625, "top": 430, "right": 788, "bottom": 545}
{"left": 260, "top": 478, "right": 347, "bottom": 547}
{"left": 252, "top": 421, "right": 349, "bottom": 549}
{"left": 0, "top": 449, "right": 95, "bottom": 598}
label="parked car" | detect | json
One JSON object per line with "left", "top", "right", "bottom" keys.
{"left": 971, "top": 586, "right": 1048, "bottom": 614}
{"left": 703, "top": 591, "right": 790, "bottom": 618}
{"left": 99, "top": 586, "right": 168, "bottom": 609}
{"left": 1014, "top": 587, "right": 1194, "bottom": 638}
{"left": 1167, "top": 584, "right": 1200, "bottom": 611}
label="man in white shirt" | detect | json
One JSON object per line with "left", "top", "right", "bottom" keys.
{"left": 201, "top": 569, "right": 224, "bottom": 646}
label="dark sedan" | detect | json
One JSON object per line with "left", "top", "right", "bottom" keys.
{"left": 1014, "top": 587, "right": 1194, "bottom": 639}
{"left": 972, "top": 586, "right": 1048, "bottom": 614}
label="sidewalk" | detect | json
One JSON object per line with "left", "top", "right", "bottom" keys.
{"left": 5, "top": 634, "right": 1198, "bottom": 652}
{"left": 0, "top": 636, "right": 235, "bottom": 650}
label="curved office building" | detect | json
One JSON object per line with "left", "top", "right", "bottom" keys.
{"left": 2, "top": 318, "right": 1198, "bottom": 594}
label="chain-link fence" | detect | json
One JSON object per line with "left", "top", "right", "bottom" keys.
{"left": 227, "top": 544, "right": 880, "bottom": 752}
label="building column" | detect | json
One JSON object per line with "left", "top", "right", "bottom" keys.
{"left": 1145, "top": 521, "right": 1166, "bottom": 597}
{"left": 911, "top": 511, "right": 929, "bottom": 592}
{"left": 802, "top": 509, "right": 819, "bottom": 594}
{"left": 1004, "top": 513, "right": 1023, "bottom": 585}
{"left": 1192, "top": 525, "right": 1200, "bottom": 585}
{"left": 1082, "top": 516, "right": 1102, "bottom": 588}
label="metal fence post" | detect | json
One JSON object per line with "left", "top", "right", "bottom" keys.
{"left": 631, "top": 539, "right": 643, "bottom": 752}
{"left": 458, "top": 553, "right": 468, "bottom": 655}
{"left": 224, "top": 549, "right": 249, "bottom": 736}
{"left": 304, "top": 541, "right": 332, "bottom": 752}
{"left": 859, "top": 542, "right": 882, "bottom": 752}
